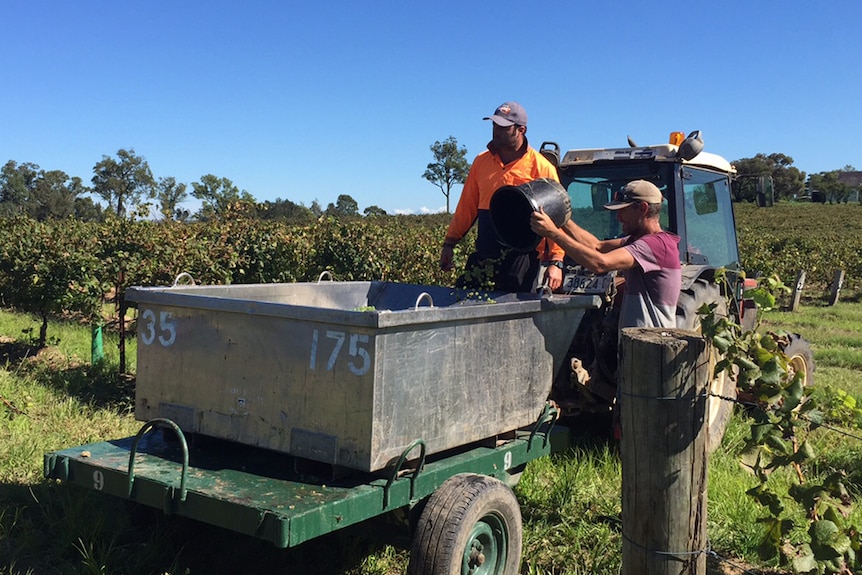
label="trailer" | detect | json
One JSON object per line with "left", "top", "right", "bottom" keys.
{"left": 45, "top": 278, "right": 601, "bottom": 574}
{"left": 44, "top": 409, "right": 569, "bottom": 572}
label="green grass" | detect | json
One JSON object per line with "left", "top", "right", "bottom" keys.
{"left": 702, "top": 302, "right": 862, "bottom": 570}
{"left": 0, "top": 314, "right": 143, "bottom": 574}
{"left": 517, "top": 442, "right": 623, "bottom": 574}
{"left": 2, "top": 300, "right": 862, "bottom": 574}
{"left": 762, "top": 303, "right": 862, "bottom": 419}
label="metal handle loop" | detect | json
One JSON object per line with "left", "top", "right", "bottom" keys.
{"left": 414, "top": 292, "right": 434, "bottom": 310}
{"left": 172, "top": 272, "right": 196, "bottom": 287}
{"left": 317, "top": 271, "right": 334, "bottom": 283}
{"left": 528, "top": 402, "right": 559, "bottom": 450}
{"left": 383, "top": 439, "right": 426, "bottom": 508}
{"left": 128, "top": 418, "right": 189, "bottom": 503}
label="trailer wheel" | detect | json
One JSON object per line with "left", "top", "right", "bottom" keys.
{"left": 408, "top": 473, "right": 522, "bottom": 575}
{"left": 676, "top": 279, "right": 736, "bottom": 453}
{"left": 780, "top": 333, "right": 815, "bottom": 387}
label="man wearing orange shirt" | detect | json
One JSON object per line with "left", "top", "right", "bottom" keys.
{"left": 440, "top": 101, "right": 565, "bottom": 292}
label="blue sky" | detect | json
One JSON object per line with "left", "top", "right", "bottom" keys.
{"left": 2, "top": 1, "right": 860, "bottom": 215}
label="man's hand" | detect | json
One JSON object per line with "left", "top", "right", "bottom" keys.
{"left": 530, "top": 208, "right": 559, "bottom": 239}
{"left": 544, "top": 262, "right": 563, "bottom": 290}
{"left": 440, "top": 244, "right": 455, "bottom": 271}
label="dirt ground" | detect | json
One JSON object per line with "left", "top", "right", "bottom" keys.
{"left": 707, "top": 552, "right": 786, "bottom": 574}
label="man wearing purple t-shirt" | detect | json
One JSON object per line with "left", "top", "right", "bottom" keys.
{"left": 530, "top": 179, "right": 681, "bottom": 329}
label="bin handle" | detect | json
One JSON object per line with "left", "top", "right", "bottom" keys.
{"left": 172, "top": 272, "right": 196, "bottom": 287}
{"left": 414, "top": 292, "right": 434, "bottom": 310}
{"left": 317, "top": 271, "right": 334, "bottom": 283}
{"left": 383, "top": 439, "right": 426, "bottom": 509}
{"left": 127, "top": 418, "right": 189, "bottom": 503}
{"left": 528, "top": 402, "right": 559, "bottom": 450}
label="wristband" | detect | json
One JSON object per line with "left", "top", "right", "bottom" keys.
{"left": 548, "top": 261, "right": 564, "bottom": 270}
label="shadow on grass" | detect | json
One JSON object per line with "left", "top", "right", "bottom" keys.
{"left": 794, "top": 290, "right": 862, "bottom": 307}
{"left": 0, "top": 478, "right": 400, "bottom": 575}
{"left": 0, "top": 338, "right": 40, "bottom": 365}
{"left": 0, "top": 339, "right": 134, "bottom": 412}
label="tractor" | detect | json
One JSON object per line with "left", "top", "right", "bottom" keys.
{"left": 537, "top": 131, "right": 814, "bottom": 449}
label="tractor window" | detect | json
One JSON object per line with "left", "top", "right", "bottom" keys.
{"left": 560, "top": 163, "right": 672, "bottom": 241}
{"left": 681, "top": 169, "right": 738, "bottom": 267}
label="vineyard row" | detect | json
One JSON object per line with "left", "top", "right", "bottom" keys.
{"left": 1, "top": 203, "right": 859, "bottom": 339}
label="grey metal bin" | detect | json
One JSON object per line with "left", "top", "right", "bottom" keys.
{"left": 127, "top": 281, "right": 600, "bottom": 472}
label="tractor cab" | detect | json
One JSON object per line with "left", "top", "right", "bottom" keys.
{"left": 541, "top": 132, "right": 741, "bottom": 273}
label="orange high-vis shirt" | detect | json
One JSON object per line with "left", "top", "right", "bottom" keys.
{"left": 445, "top": 145, "right": 565, "bottom": 261}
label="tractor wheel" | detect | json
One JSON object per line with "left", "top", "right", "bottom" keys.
{"left": 408, "top": 473, "right": 522, "bottom": 575}
{"left": 676, "top": 279, "right": 736, "bottom": 453}
{"left": 780, "top": 333, "right": 815, "bottom": 387}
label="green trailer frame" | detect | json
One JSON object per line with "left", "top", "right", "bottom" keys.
{"left": 44, "top": 405, "right": 569, "bottom": 559}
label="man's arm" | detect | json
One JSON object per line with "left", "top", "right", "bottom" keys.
{"left": 441, "top": 163, "right": 482, "bottom": 271}
{"left": 531, "top": 210, "right": 634, "bottom": 273}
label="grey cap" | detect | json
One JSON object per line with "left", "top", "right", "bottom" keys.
{"left": 604, "top": 180, "right": 664, "bottom": 210}
{"left": 483, "top": 101, "right": 527, "bottom": 127}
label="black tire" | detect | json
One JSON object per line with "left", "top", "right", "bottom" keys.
{"left": 676, "top": 279, "right": 736, "bottom": 453}
{"left": 780, "top": 333, "right": 815, "bottom": 387}
{"left": 408, "top": 474, "right": 523, "bottom": 575}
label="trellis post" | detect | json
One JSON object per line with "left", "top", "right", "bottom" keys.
{"left": 620, "top": 327, "right": 710, "bottom": 575}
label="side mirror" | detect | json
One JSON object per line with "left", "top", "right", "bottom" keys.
{"left": 678, "top": 130, "right": 704, "bottom": 161}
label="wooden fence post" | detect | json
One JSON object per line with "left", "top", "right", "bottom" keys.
{"left": 620, "top": 327, "right": 710, "bottom": 575}
{"left": 829, "top": 269, "right": 845, "bottom": 306}
{"left": 789, "top": 270, "right": 806, "bottom": 312}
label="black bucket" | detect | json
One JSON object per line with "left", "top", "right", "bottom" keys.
{"left": 489, "top": 178, "right": 571, "bottom": 252}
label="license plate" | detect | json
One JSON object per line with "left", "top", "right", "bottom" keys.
{"left": 562, "top": 270, "right": 615, "bottom": 294}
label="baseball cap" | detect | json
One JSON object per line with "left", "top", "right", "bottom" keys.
{"left": 603, "top": 180, "right": 664, "bottom": 210}
{"left": 483, "top": 101, "right": 527, "bottom": 127}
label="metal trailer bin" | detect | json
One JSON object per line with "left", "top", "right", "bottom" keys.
{"left": 127, "top": 281, "right": 600, "bottom": 472}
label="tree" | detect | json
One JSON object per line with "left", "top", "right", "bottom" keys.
{"left": 258, "top": 197, "right": 314, "bottom": 221}
{"left": 363, "top": 205, "right": 388, "bottom": 217}
{"left": 807, "top": 171, "right": 852, "bottom": 203}
{"left": 30, "top": 170, "right": 81, "bottom": 220}
{"left": 1, "top": 161, "right": 89, "bottom": 220}
{"left": 191, "top": 174, "right": 255, "bottom": 220}
{"left": 310, "top": 199, "right": 323, "bottom": 217}
{"left": 73, "top": 196, "right": 105, "bottom": 222}
{"left": 156, "top": 176, "right": 188, "bottom": 221}
{"left": 732, "top": 153, "right": 805, "bottom": 202}
{"left": 838, "top": 166, "right": 862, "bottom": 203}
{"left": 325, "top": 194, "right": 360, "bottom": 218}
{"left": 0, "top": 160, "right": 39, "bottom": 216}
{"left": 91, "top": 149, "right": 155, "bottom": 217}
{"left": 422, "top": 136, "right": 470, "bottom": 213}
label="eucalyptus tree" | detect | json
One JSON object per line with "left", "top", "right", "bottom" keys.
{"left": 1, "top": 160, "right": 41, "bottom": 216}
{"left": 325, "top": 194, "right": 359, "bottom": 218}
{"left": 30, "top": 170, "right": 85, "bottom": 220}
{"left": 1, "top": 160, "right": 89, "bottom": 219}
{"left": 422, "top": 136, "right": 470, "bottom": 213}
{"left": 258, "top": 197, "right": 314, "bottom": 221}
{"left": 156, "top": 176, "right": 188, "bottom": 221}
{"left": 808, "top": 171, "right": 852, "bottom": 203}
{"left": 732, "top": 153, "right": 805, "bottom": 202}
{"left": 91, "top": 149, "right": 155, "bottom": 217}
{"left": 363, "top": 205, "right": 388, "bottom": 217}
{"left": 191, "top": 174, "right": 255, "bottom": 220}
